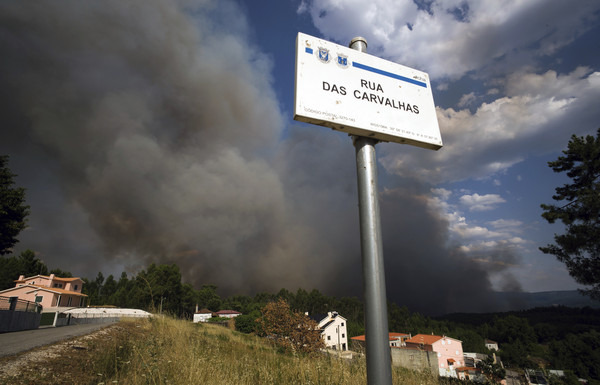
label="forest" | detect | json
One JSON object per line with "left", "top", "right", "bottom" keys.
{"left": 1, "top": 251, "right": 599, "bottom": 384}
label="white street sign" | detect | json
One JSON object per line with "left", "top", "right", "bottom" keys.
{"left": 294, "top": 32, "right": 442, "bottom": 150}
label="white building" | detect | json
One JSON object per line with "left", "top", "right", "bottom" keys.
{"left": 313, "top": 311, "right": 348, "bottom": 351}
{"left": 193, "top": 308, "right": 213, "bottom": 323}
{"left": 485, "top": 339, "right": 499, "bottom": 351}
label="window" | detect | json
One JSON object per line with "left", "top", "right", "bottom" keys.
{"left": 327, "top": 336, "right": 331, "bottom": 340}
{"left": 342, "top": 334, "right": 345, "bottom": 338}
{"left": 35, "top": 296, "right": 43, "bottom": 303}
{"left": 341, "top": 322, "right": 344, "bottom": 326}
{"left": 74, "top": 284, "right": 78, "bottom": 290}
{"left": 67, "top": 297, "right": 73, "bottom": 306}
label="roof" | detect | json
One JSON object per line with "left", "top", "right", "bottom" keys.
{"left": 456, "top": 367, "right": 481, "bottom": 373}
{"left": 64, "top": 307, "right": 151, "bottom": 316}
{"left": 215, "top": 310, "right": 241, "bottom": 315}
{"left": 389, "top": 332, "right": 410, "bottom": 338}
{"left": 14, "top": 274, "right": 82, "bottom": 283}
{"left": 309, "top": 311, "right": 347, "bottom": 323}
{"left": 405, "top": 334, "right": 443, "bottom": 345}
{"left": 195, "top": 308, "right": 213, "bottom": 314}
{"left": 24, "top": 285, "right": 87, "bottom": 297}
{"left": 320, "top": 320, "right": 335, "bottom": 330}
{"left": 351, "top": 333, "right": 410, "bottom": 342}
{"left": 52, "top": 277, "right": 82, "bottom": 282}
{"left": 485, "top": 339, "right": 498, "bottom": 344}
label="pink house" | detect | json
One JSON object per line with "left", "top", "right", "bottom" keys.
{"left": 405, "top": 334, "right": 464, "bottom": 377}
{"left": 0, "top": 274, "right": 87, "bottom": 309}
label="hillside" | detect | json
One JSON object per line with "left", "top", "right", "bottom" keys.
{"left": 490, "top": 290, "right": 599, "bottom": 312}
{"left": 0, "top": 317, "right": 462, "bottom": 385}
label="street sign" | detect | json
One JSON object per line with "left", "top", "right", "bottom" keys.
{"left": 294, "top": 32, "right": 442, "bottom": 150}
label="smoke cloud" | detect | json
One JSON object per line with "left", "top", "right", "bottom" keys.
{"left": 1, "top": 0, "right": 520, "bottom": 314}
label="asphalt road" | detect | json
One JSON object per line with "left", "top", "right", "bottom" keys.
{"left": 0, "top": 322, "right": 117, "bottom": 358}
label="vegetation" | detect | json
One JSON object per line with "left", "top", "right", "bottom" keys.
{"left": 255, "top": 298, "right": 324, "bottom": 355}
{"left": 540, "top": 128, "right": 600, "bottom": 300}
{"left": 0, "top": 317, "right": 455, "bottom": 385}
{"left": 1, "top": 251, "right": 599, "bottom": 382}
{"left": 0, "top": 155, "right": 29, "bottom": 255}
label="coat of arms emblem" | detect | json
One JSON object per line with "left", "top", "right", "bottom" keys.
{"left": 317, "top": 47, "right": 330, "bottom": 63}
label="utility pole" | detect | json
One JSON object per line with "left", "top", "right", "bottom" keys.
{"left": 349, "top": 37, "right": 393, "bottom": 385}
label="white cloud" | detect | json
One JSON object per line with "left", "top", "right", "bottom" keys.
{"left": 379, "top": 68, "right": 600, "bottom": 184}
{"left": 458, "top": 92, "right": 477, "bottom": 108}
{"left": 488, "top": 219, "right": 523, "bottom": 230}
{"left": 428, "top": 189, "right": 528, "bottom": 257}
{"left": 299, "top": 0, "right": 600, "bottom": 79}
{"left": 459, "top": 193, "right": 506, "bottom": 212}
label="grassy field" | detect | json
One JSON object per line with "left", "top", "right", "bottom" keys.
{"left": 0, "top": 317, "right": 456, "bottom": 384}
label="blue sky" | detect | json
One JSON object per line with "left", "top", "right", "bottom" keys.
{"left": 1, "top": 0, "right": 600, "bottom": 313}
{"left": 242, "top": 0, "right": 600, "bottom": 293}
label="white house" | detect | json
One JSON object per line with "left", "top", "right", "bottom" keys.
{"left": 193, "top": 308, "right": 213, "bottom": 323}
{"left": 485, "top": 339, "right": 499, "bottom": 351}
{"left": 312, "top": 311, "right": 348, "bottom": 351}
{"left": 214, "top": 310, "right": 241, "bottom": 319}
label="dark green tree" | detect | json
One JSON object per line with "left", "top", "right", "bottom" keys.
{"left": 49, "top": 268, "right": 73, "bottom": 278}
{"left": 540, "top": 129, "right": 600, "bottom": 300}
{"left": 18, "top": 249, "right": 48, "bottom": 276}
{"left": 0, "top": 155, "right": 30, "bottom": 255}
{"left": 476, "top": 355, "right": 506, "bottom": 384}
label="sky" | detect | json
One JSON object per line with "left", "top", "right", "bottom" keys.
{"left": 1, "top": 0, "right": 600, "bottom": 314}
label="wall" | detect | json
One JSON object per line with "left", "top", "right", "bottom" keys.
{"left": 391, "top": 347, "right": 439, "bottom": 375}
{"left": 0, "top": 310, "right": 42, "bottom": 332}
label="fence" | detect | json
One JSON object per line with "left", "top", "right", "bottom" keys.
{"left": 0, "top": 296, "right": 42, "bottom": 332}
{"left": 0, "top": 296, "right": 42, "bottom": 313}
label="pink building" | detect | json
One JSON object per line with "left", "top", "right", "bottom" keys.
{"left": 405, "top": 334, "right": 464, "bottom": 377}
{"left": 0, "top": 274, "right": 87, "bottom": 309}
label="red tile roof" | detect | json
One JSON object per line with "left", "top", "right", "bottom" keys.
{"left": 351, "top": 332, "right": 410, "bottom": 342}
{"left": 215, "top": 310, "right": 241, "bottom": 315}
{"left": 24, "top": 285, "right": 87, "bottom": 297}
{"left": 405, "top": 334, "right": 443, "bottom": 345}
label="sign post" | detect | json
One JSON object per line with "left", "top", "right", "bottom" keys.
{"left": 294, "top": 32, "right": 442, "bottom": 385}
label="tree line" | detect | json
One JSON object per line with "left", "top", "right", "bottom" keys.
{"left": 1, "top": 251, "right": 599, "bottom": 382}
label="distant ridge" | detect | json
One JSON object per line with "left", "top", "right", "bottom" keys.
{"left": 492, "top": 290, "right": 599, "bottom": 312}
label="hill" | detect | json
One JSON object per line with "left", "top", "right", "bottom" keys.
{"left": 491, "top": 290, "right": 599, "bottom": 312}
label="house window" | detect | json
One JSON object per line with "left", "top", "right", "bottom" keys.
{"left": 67, "top": 297, "right": 73, "bottom": 306}
{"left": 342, "top": 334, "right": 345, "bottom": 338}
{"left": 341, "top": 322, "right": 344, "bottom": 326}
{"left": 74, "top": 284, "right": 78, "bottom": 290}
{"left": 327, "top": 336, "right": 331, "bottom": 340}
{"left": 35, "top": 296, "right": 43, "bottom": 303}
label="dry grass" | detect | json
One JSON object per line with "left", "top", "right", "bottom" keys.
{"left": 0, "top": 317, "right": 448, "bottom": 385}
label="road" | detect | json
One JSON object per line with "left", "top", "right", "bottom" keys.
{"left": 0, "top": 322, "right": 117, "bottom": 357}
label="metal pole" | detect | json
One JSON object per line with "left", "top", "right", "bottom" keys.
{"left": 350, "top": 36, "right": 393, "bottom": 385}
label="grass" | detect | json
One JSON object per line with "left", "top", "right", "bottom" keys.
{"left": 0, "top": 317, "right": 458, "bottom": 384}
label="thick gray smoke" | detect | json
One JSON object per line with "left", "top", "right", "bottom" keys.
{"left": 0, "top": 0, "right": 520, "bottom": 314}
